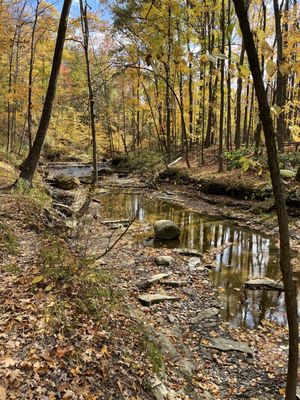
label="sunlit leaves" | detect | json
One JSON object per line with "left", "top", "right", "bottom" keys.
{"left": 266, "top": 60, "right": 277, "bottom": 77}
{"left": 237, "top": 64, "right": 250, "bottom": 79}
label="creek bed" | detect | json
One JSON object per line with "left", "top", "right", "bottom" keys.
{"left": 98, "top": 191, "right": 297, "bottom": 329}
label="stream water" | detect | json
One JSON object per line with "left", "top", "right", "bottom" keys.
{"left": 47, "top": 162, "right": 295, "bottom": 329}
{"left": 98, "top": 191, "right": 289, "bottom": 329}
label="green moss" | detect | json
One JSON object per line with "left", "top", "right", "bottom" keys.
{"left": 2, "top": 263, "right": 22, "bottom": 274}
{"left": 0, "top": 223, "right": 19, "bottom": 255}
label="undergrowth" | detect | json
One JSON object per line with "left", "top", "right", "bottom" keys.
{"left": 0, "top": 222, "right": 19, "bottom": 255}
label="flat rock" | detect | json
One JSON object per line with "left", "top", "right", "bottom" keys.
{"left": 161, "top": 280, "right": 190, "bottom": 287}
{"left": 179, "top": 358, "right": 196, "bottom": 380}
{"left": 245, "top": 278, "right": 284, "bottom": 291}
{"left": 175, "top": 248, "right": 201, "bottom": 257}
{"left": 155, "top": 256, "right": 175, "bottom": 266}
{"left": 138, "top": 294, "right": 180, "bottom": 306}
{"left": 145, "top": 273, "right": 172, "bottom": 287}
{"left": 188, "top": 257, "right": 201, "bottom": 269}
{"left": 154, "top": 220, "right": 180, "bottom": 240}
{"left": 191, "top": 307, "right": 219, "bottom": 324}
{"left": 202, "top": 337, "right": 254, "bottom": 354}
{"left": 150, "top": 377, "right": 176, "bottom": 400}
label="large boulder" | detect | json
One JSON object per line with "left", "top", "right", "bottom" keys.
{"left": 53, "top": 175, "right": 80, "bottom": 190}
{"left": 154, "top": 220, "right": 180, "bottom": 240}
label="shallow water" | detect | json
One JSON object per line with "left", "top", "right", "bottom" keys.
{"left": 47, "top": 162, "right": 109, "bottom": 178}
{"left": 99, "top": 191, "right": 291, "bottom": 329}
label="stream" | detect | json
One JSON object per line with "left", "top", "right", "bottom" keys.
{"left": 47, "top": 163, "right": 297, "bottom": 330}
{"left": 98, "top": 191, "right": 290, "bottom": 330}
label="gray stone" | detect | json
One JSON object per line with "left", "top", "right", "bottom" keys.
{"left": 155, "top": 256, "right": 175, "bottom": 266}
{"left": 154, "top": 220, "right": 180, "bottom": 240}
{"left": 53, "top": 175, "right": 80, "bottom": 190}
{"left": 138, "top": 294, "right": 180, "bottom": 306}
{"left": 156, "top": 333, "right": 179, "bottom": 359}
{"left": 150, "top": 377, "right": 176, "bottom": 400}
{"left": 167, "top": 314, "right": 176, "bottom": 323}
{"left": 245, "top": 278, "right": 284, "bottom": 291}
{"left": 179, "top": 358, "right": 195, "bottom": 380}
{"left": 144, "top": 273, "right": 172, "bottom": 287}
{"left": 188, "top": 257, "right": 201, "bottom": 269}
{"left": 191, "top": 307, "right": 219, "bottom": 324}
{"left": 202, "top": 337, "right": 254, "bottom": 354}
{"left": 182, "top": 287, "right": 198, "bottom": 298}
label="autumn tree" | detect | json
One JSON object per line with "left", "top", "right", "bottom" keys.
{"left": 232, "top": 1, "right": 299, "bottom": 399}
{"left": 18, "top": 0, "right": 72, "bottom": 185}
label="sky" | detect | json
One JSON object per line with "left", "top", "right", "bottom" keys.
{"left": 55, "top": 0, "right": 112, "bottom": 20}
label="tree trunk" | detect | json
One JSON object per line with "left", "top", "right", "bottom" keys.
{"left": 273, "top": 0, "right": 288, "bottom": 152}
{"left": 218, "top": 0, "right": 225, "bottom": 172}
{"left": 19, "top": 0, "right": 72, "bottom": 185}
{"left": 80, "top": 0, "right": 98, "bottom": 184}
{"left": 226, "top": 0, "right": 232, "bottom": 151}
{"left": 27, "top": 0, "right": 41, "bottom": 151}
{"left": 235, "top": 44, "right": 245, "bottom": 149}
{"left": 232, "top": 2, "right": 298, "bottom": 399}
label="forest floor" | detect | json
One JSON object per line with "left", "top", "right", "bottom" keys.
{"left": 0, "top": 157, "right": 300, "bottom": 400}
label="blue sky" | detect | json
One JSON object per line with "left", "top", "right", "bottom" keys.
{"left": 55, "top": 0, "right": 112, "bottom": 20}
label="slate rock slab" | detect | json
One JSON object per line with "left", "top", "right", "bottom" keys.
{"left": 191, "top": 307, "right": 219, "bottom": 324}
{"left": 145, "top": 273, "right": 172, "bottom": 287}
{"left": 245, "top": 278, "right": 284, "bottom": 291}
{"left": 188, "top": 257, "right": 201, "bottom": 269}
{"left": 202, "top": 337, "right": 254, "bottom": 354}
{"left": 138, "top": 294, "right": 180, "bottom": 306}
{"left": 154, "top": 220, "right": 180, "bottom": 240}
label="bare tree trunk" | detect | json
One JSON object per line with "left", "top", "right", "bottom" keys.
{"left": 226, "top": 0, "right": 232, "bottom": 151}
{"left": 235, "top": 44, "right": 245, "bottom": 149}
{"left": 273, "top": 0, "right": 288, "bottom": 152}
{"left": 232, "top": 2, "right": 298, "bottom": 399}
{"left": 205, "top": 10, "right": 215, "bottom": 147}
{"left": 218, "top": 0, "right": 225, "bottom": 172}
{"left": 79, "top": 0, "right": 98, "bottom": 184}
{"left": 27, "top": 0, "right": 41, "bottom": 150}
{"left": 19, "top": 0, "right": 72, "bottom": 185}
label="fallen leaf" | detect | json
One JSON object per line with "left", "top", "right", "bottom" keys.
{"left": 0, "top": 387, "right": 6, "bottom": 400}
{"left": 31, "top": 275, "right": 44, "bottom": 285}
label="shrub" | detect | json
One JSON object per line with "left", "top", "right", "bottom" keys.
{"left": 112, "top": 150, "right": 163, "bottom": 171}
{"left": 224, "top": 148, "right": 251, "bottom": 170}
{"left": 0, "top": 223, "right": 19, "bottom": 255}
{"left": 278, "top": 152, "right": 300, "bottom": 170}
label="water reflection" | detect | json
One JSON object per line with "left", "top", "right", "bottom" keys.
{"left": 99, "top": 192, "right": 290, "bottom": 329}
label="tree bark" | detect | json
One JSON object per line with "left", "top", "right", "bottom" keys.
{"left": 80, "top": 0, "right": 98, "bottom": 184}
{"left": 19, "top": 0, "right": 72, "bottom": 185}
{"left": 27, "top": 0, "right": 41, "bottom": 150}
{"left": 235, "top": 44, "right": 245, "bottom": 149}
{"left": 273, "top": 0, "right": 288, "bottom": 152}
{"left": 218, "top": 0, "right": 225, "bottom": 172}
{"left": 232, "top": 2, "right": 298, "bottom": 399}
